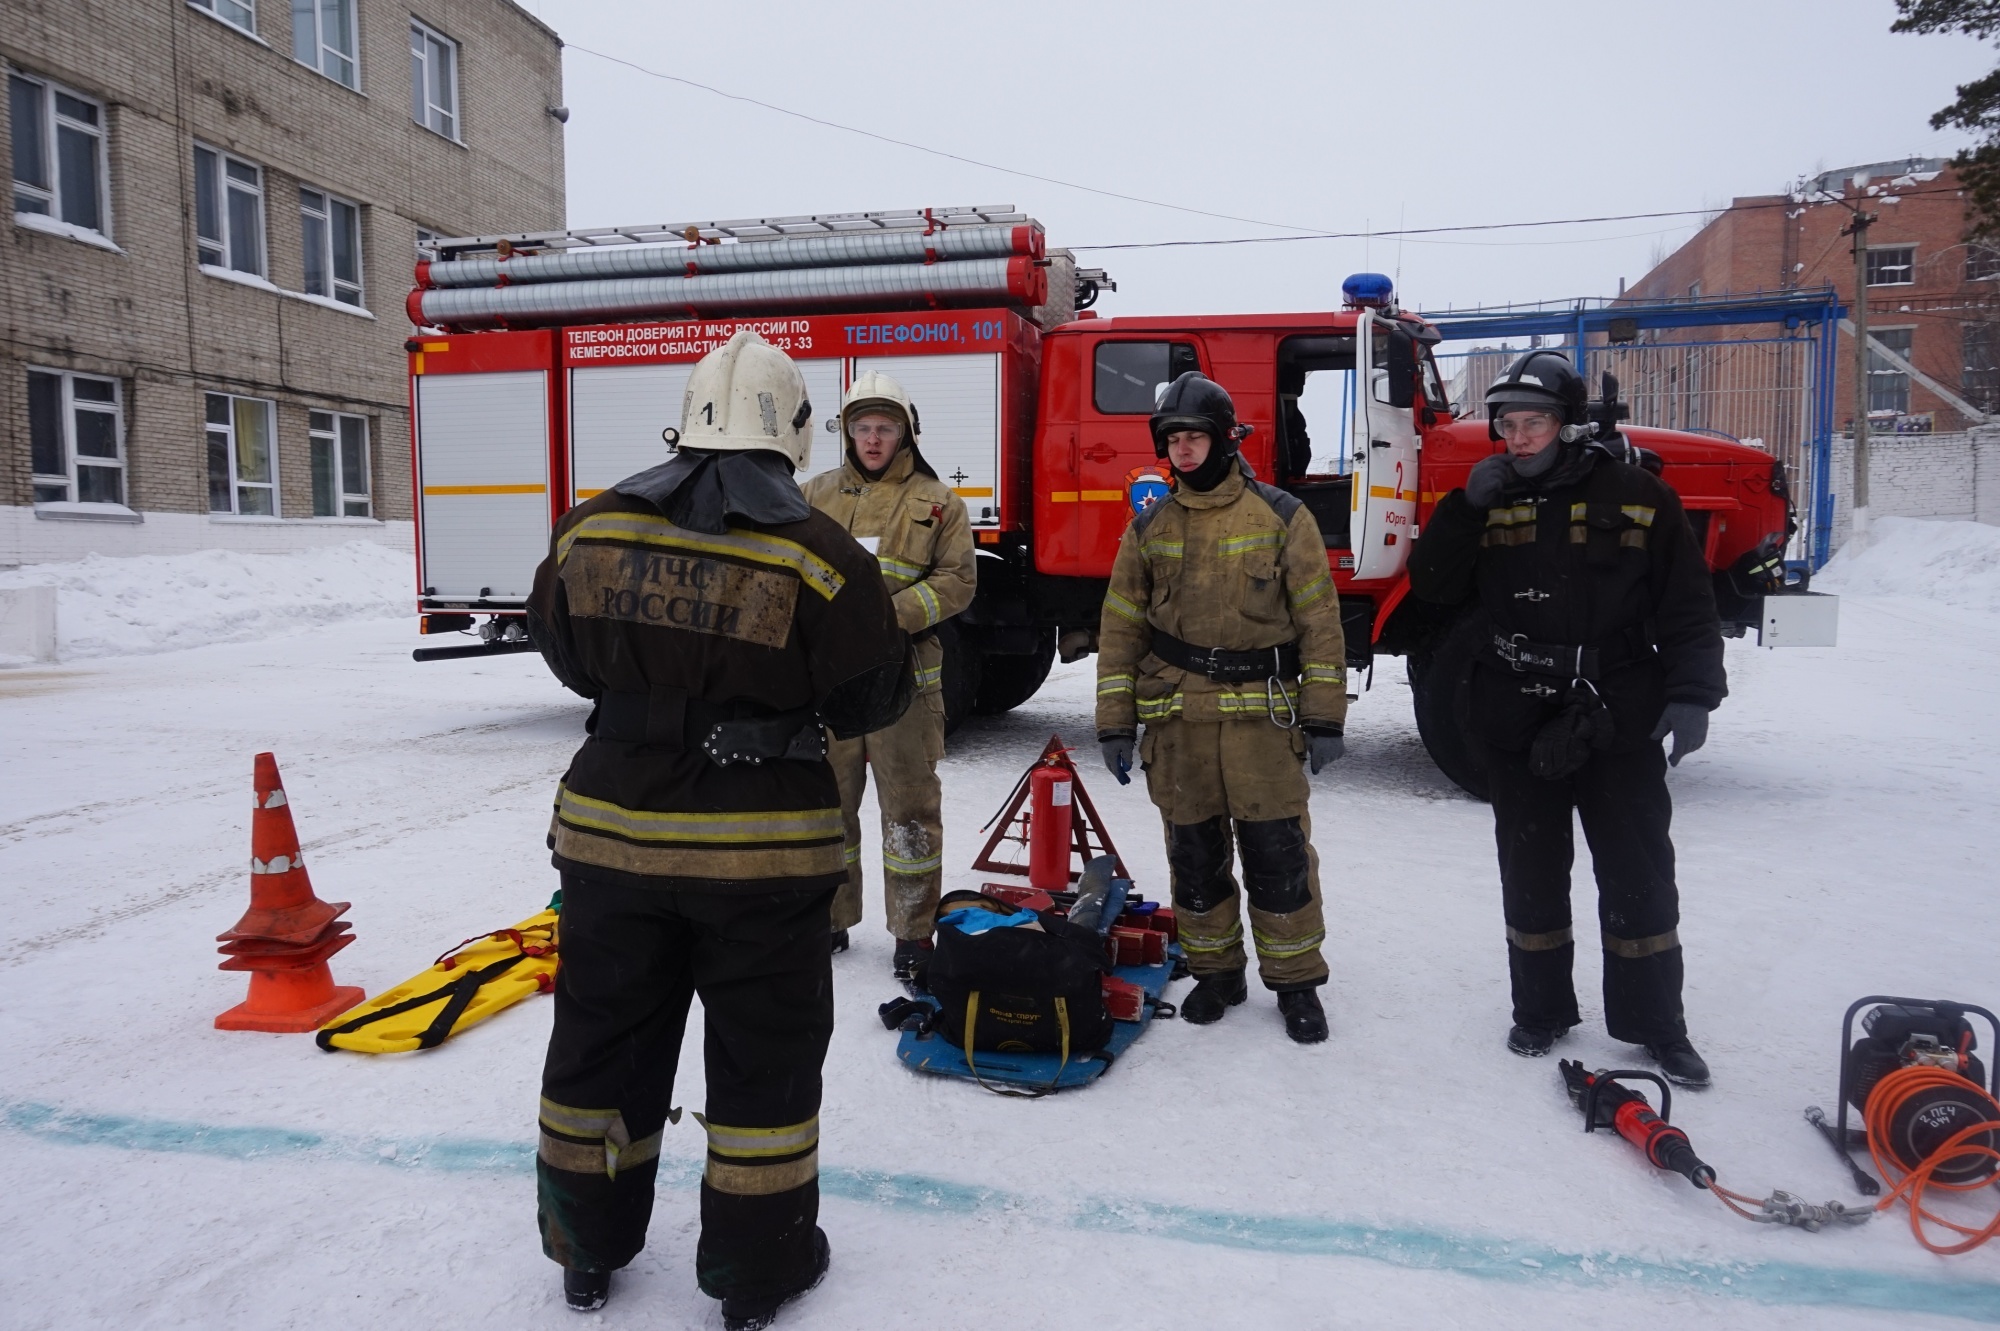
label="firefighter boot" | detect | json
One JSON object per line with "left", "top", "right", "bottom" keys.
{"left": 1180, "top": 968, "right": 1248, "bottom": 1024}
{"left": 563, "top": 1267, "right": 610, "bottom": 1313}
{"left": 1507, "top": 1024, "right": 1570, "bottom": 1057}
{"left": 829, "top": 929, "right": 850, "bottom": 955}
{"left": 1276, "top": 988, "right": 1328, "bottom": 1044}
{"left": 720, "top": 1227, "right": 830, "bottom": 1331}
{"left": 1644, "top": 1036, "right": 1712, "bottom": 1087}
{"left": 892, "top": 937, "right": 933, "bottom": 985}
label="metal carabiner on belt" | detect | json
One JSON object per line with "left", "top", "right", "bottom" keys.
{"left": 1265, "top": 642, "right": 1298, "bottom": 729}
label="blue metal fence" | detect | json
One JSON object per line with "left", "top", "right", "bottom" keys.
{"left": 1421, "top": 289, "right": 1845, "bottom": 567}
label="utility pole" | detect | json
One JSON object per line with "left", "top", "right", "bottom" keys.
{"left": 1843, "top": 209, "right": 1877, "bottom": 536}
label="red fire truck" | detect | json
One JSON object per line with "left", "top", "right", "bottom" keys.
{"left": 405, "top": 207, "right": 1826, "bottom": 795}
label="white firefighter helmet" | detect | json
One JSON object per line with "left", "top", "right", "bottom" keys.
{"left": 675, "top": 330, "right": 814, "bottom": 470}
{"left": 839, "top": 370, "right": 921, "bottom": 444}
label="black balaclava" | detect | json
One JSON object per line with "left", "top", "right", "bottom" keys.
{"left": 1173, "top": 434, "right": 1238, "bottom": 492}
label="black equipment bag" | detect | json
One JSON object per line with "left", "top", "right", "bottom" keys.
{"left": 928, "top": 913, "right": 1114, "bottom": 1057}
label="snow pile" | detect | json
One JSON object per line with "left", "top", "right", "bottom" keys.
{"left": 1816, "top": 515, "right": 2000, "bottom": 614}
{"left": 0, "top": 541, "right": 409, "bottom": 661}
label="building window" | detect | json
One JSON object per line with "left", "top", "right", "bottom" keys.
{"left": 206, "top": 392, "right": 278, "bottom": 515}
{"left": 194, "top": 144, "right": 264, "bottom": 275}
{"left": 309, "top": 410, "right": 371, "bottom": 516}
{"left": 1866, "top": 246, "right": 1916, "bottom": 287}
{"left": 1093, "top": 342, "right": 1203, "bottom": 413}
{"left": 300, "top": 186, "right": 362, "bottom": 305}
{"left": 1867, "top": 328, "right": 1914, "bottom": 416}
{"left": 189, "top": 0, "right": 257, "bottom": 35}
{"left": 292, "top": 0, "right": 359, "bottom": 89}
{"left": 410, "top": 19, "right": 459, "bottom": 140}
{"left": 1966, "top": 323, "right": 2000, "bottom": 414}
{"left": 29, "top": 369, "right": 124, "bottom": 505}
{"left": 1969, "top": 245, "right": 2000, "bottom": 283}
{"left": 10, "top": 74, "right": 107, "bottom": 235}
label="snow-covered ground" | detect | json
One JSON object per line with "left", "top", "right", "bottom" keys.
{"left": 2, "top": 524, "right": 1998, "bottom": 1329}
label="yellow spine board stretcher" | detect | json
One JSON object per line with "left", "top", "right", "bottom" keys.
{"left": 317, "top": 907, "right": 559, "bottom": 1053}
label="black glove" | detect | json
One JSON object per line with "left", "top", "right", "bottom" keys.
{"left": 1304, "top": 726, "right": 1345, "bottom": 774}
{"left": 1099, "top": 733, "right": 1134, "bottom": 785}
{"left": 1463, "top": 453, "right": 1516, "bottom": 509}
{"left": 1649, "top": 702, "right": 1709, "bottom": 767}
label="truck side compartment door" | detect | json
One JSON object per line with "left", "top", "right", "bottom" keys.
{"left": 1352, "top": 310, "right": 1420, "bottom": 580}
{"left": 415, "top": 367, "right": 550, "bottom": 603}
{"left": 850, "top": 353, "right": 1001, "bottom": 525}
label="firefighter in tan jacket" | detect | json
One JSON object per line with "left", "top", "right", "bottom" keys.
{"left": 1096, "top": 372, "right": 1347, "bottom": 1044}
{"left": 803, "top": 372, "right": 977, "bottom": 977}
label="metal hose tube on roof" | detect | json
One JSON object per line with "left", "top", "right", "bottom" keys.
{"left": 420, "top": 224, "right": 1042, "bottom": 288}
{"left": 411, "top": 257, "right": 1047, "bottom": 331}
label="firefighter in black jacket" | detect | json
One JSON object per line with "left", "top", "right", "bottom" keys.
{"left": 1408, "top": 350, "right": 1726, "bottom": 1087}
{"left": 525, "top": 331, "right": 911, "bottom": 1329}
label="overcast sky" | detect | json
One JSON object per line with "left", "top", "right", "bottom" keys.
{"left": 514, "top": 0, "right": 1988, "bottom": 318}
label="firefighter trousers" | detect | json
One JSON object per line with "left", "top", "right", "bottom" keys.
{"left": 828, "top": 691, "right": 946, "bottom": 941}
{"left": 1140, "top": 717, "right": 1329, "bottom": 990}
{"left": 1478, "top": 740, "right": 1687, "bottom": 1045}
{"left": 536, "top": 872, "right": 833, "bottom": 1305}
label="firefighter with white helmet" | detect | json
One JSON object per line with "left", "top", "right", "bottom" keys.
{"left": 802, "top": 371, "right": 977, "bottom": 978}
{"left": 525, "top": 330, "right": 910, "bottom": 1328}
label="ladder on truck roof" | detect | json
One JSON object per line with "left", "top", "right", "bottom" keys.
{"left": 426, "top": 205, "right": 1034, "bottom": 259}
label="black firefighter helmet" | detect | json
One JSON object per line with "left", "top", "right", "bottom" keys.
{"left": 1149, "top": 371, "right": 1242, "bottom": 459}
{"left": 1484, "top": 350, "right": 1588, "bottom": 442}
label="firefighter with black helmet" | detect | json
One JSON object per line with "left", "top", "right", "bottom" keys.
{"left": 802, "top": 371, "right": 977, "bottom": 979}
{"left": 1095, "top": 371, "right": 1348, "bottom": 1044}
{"left": 524, "top": 331, "right": 911, "bottom": 1329}
{"left": 1408, "top": 349, "right": 1726, "bottom": 1086}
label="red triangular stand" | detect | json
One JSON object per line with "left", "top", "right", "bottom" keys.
{"left": 970, "top": 734, "right": 1129, "bottom": 886}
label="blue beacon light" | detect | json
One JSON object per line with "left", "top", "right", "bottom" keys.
{"left": 1342, "top": 272, "right": 1395, "bottom": 309}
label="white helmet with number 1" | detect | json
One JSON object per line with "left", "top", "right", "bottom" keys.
{"left": 675, "top": 330, "right": 814, "bottom": 470}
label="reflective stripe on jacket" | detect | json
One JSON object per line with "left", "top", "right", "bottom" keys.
{"left": 802, "top": 446, "right": 977, "bottom": 696}
{"left": 1096, "top": 464, "right": 1347, "bottom": 734}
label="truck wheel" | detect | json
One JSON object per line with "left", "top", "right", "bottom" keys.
{"left": 972, "top": 630, "right": 1056, "bottom": 715}
{"left": 936, "top": 620, "right": 982, "bottom": 736}
{"left": 1407, "top": 610, "right": 1490, "bottom": 801}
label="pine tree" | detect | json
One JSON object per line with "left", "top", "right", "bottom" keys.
{"left": 1895, "top": 0, "right": 2000, "bottom": 238}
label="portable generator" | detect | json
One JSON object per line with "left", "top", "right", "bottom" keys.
{"left": 1808, "top": 995, "right": 2000, "bottom": 1197}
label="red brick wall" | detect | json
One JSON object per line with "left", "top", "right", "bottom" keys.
{"left": 1624, "top": 164, "right": 1989, "bottom": 433}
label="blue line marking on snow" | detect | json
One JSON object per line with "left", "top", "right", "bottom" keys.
{"left": 8, "top": 1099, "right": 2000, "bottom": 1322}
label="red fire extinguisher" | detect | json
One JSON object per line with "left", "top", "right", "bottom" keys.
{"left": 1028, "top": 764, "right": 1073, "bottom": 892}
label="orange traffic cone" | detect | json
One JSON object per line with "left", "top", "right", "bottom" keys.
{"left": 214, "top": 752, "right": 364, "bottom": 1032}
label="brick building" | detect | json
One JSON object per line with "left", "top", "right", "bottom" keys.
{"left": 1622, "top": 157, "right": 1995, "bottom": 436}
{"left": 1, "top": 0, "right": 565, "bottom": 567}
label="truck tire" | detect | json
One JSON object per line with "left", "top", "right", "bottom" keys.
{"left": 1406, "top": 609, "right": 1490, "bottom": 801}
{"left": 936, "top": 620, "right": 982, "bottom": 736}
{"left": 972, "top": 630, "right": 1056, "bottom": 716}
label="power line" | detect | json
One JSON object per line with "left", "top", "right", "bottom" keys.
{"left": 564, "top": 43, "right": 1336, "bottom": 236}
{"left": 561, "top": 44, "right": 1964, "bottom": 254}
{"left": 1070, "top": 188, "right": 1965, "bottom": 252}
